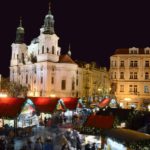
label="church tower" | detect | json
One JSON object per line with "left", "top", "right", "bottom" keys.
{"left": 10, "top": 18, "right": 27, "bottom": 82}
{"left": 37, "top": 3, "right": 61, "bottom": 62}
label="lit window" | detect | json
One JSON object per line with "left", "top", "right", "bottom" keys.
{"left": 144, "top": 86, "right": 149, "bottom": 93}
{"left": 130, "top": 72, "right": 133, "bottom": 79}
{"left": 120, "top": 85, "right": 124, "bottom": 92}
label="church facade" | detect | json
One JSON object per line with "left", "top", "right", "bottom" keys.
{"left": 10, "top": 5, "right": 110, "bottom": 98}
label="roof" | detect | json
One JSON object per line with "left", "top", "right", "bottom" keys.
{"left": 29, "top": 97, "right": 60, "bottom": 113}
{"left": 113, "top": 48, "right": 146, "bottom": 55}
{"left": 85, "top": 114, "right": 114, "bottom": 129}
{"left": 59, "top": 54, "right": 76, "bottom": 64}
{"left": 98, "top": 98, "right": 111, "bottom": 108}
{"left": 60, "top": 97, "right": 80, "bottom": 110}
{"left": 103, "top": 128, "right": 150, "bottom": 143}
{"left": 0, "top": 97, "right": 26, "bottom": 118}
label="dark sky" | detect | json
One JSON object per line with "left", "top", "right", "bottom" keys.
{"left": 0, "top": 0, "right": 150, "bottom": 77}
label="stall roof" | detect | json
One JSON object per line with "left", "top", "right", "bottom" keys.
{"left": 103, "top": 128, "right": 150, "bottom": 143}
{"left": 98, "top": 98, "right": 111, "bottom": 108}
{"left": 29, "top": 97, "right": 60, "bottom": 113}
{"left": 0, "top": 97, "right": 26, "bottom": 118}
{"left": 60, "top": 97, "right": 80, "bottom": 110}
{"left": 85, "top": 114, "right": 115, "bottom": 129}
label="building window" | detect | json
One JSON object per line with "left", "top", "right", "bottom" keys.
{"left": 134, "top": 72, "right": 138, "bottom": 79}
{"left": 72, "top": 81, "right": 75, "bottom": 90}
{"left": 26, "top": 75, "right": 28, "bottom": 84}
{"left": 134, "top": 85, "right": 137, "bottom": 93}
{"left": 52, "top": 46, "right": 55, "bottom": 54}
{"left": 76, "top": 78, "right": 78, "bottom": 86}
{"left": 129, "top": 48, "right": 139, "bottom": 54}
{"left": 130, "top": 72, "right": 133, "bottom": 79}
{"left": 114, "top": 61, "right": 117, "bottom": 67}
{"left": 110, "top": 72, "right": 113, "bottom": 79}
{"left": 145, "top": 72, "right": 149, "bottom": 80}
{"left": 120, "top": 61, "right": 124, "bottom": 67}
{"left": 145, "top": 61, "right": 149, "bottom": 67}
{"left": 51, "top": 77, "right": 54, "bottom": 84}
{"left": 129, "top": 85, "right": 133, "bottom": 92}
{"left": 134, "top": 61, "right": 138, "bottom": 67}
{"left": 120, "top": 72, "right": 124, "bottom": 79}
{"left": 42, "top": 46, "right": 44, "bottom": 54}
{"left": 111, "top": 61, "right": 113, "bottom": 67}
{"left": 129, "top": 85, "right": 138, "bottom": 93}
{"left": 130, "top": 61, "right": 138, "bottom": 67}
{"left": 120, "top": 85, "right": 124, "bottom": 92}
{"left": 144, "top": 86, "right": 149, "bottom": 93}
{"left": 114, "top": 72, "right": 116, "bottom": 79}
{"left": 145, "top": 48, "right": 150, "bottom": 54}
{"left": 41, "top": 77, "right": 43, "bottom": 84}
{"left": 61, "top": 80, "right": 66, "bottom": 90}
{"left": 130, "top": 61, "right": 134, "bottom": 67}
{"left": 47, "top": 48, "right": 49, "bottom": 53}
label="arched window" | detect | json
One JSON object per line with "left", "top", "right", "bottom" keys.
{"left": 52, "top": 46, "right": 55, "bottom": 54}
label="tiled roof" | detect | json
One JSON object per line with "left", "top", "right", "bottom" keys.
{"left": 59, "top": 54, "right": 76, "bottom": 64}
{"left": 114, "top": 48, "right": 146, "bottom": 55}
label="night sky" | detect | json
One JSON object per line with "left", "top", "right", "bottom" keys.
{"left": 0, "top": 0, "right": 150, "bottom": 77}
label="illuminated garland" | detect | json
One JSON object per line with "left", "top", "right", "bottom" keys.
{"left": 74, "top": 126, "right": 102, "bottom": 135}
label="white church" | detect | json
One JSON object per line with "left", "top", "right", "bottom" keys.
{"left": 10, "top": 5, "right": 110, "bottom": 98}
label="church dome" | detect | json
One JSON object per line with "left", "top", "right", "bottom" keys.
{"left": 43, "top": 7, "right": 55, "bottom": 34}
{"left": 15, "top": 18, "right": 25, "bottom": 44}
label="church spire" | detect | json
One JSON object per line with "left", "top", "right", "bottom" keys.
{"left": 15, "top": 17, "right": 25, "bottom": 44}
{"left": 68, "top": 44, "right": 72, "bottom": 56}
{"left": 48, "top": 2, "right": 51, "bottom": 14}
{"left": 43, "top": 2, "right": 55, "bottom": 34}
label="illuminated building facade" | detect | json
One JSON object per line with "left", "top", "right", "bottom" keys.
{"left": 110, "top": 47, "right": 150, "bottom": 109}
{"left": 81, "top": 62, "right": 110, "bottom": 100}
{"left": 9, "top": 5, "right": 109, "bottom": 98}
